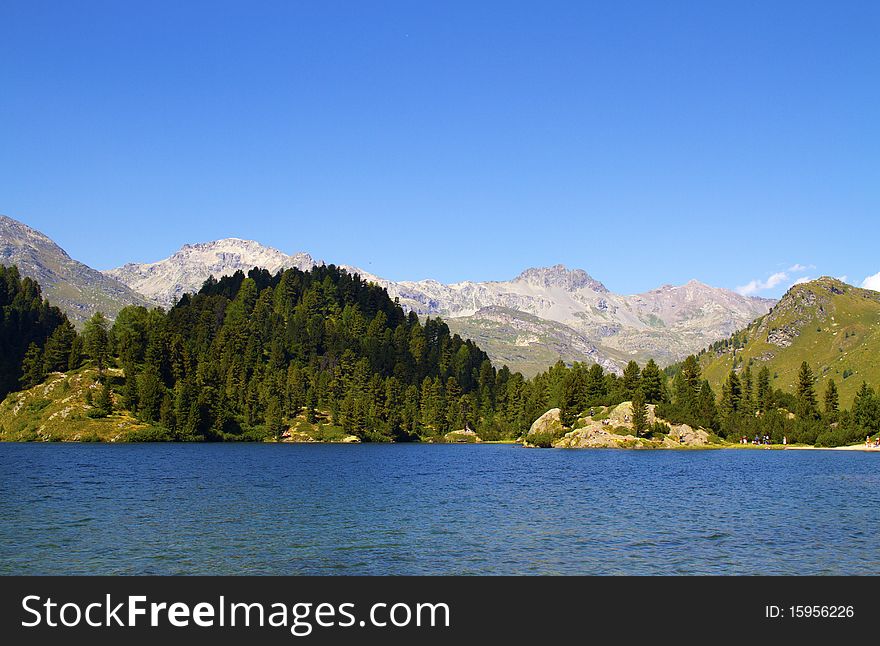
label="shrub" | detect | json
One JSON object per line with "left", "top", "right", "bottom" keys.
{"left": 526, "top": 429, "right": 563, "bottom": 448}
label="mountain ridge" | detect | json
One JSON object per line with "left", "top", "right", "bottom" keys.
{"left": 101, "top": 233, "right": 772, "bottom": 373}
{"left": 699, "top": 276, "right": 880, "bottom": 406}
{"left": 0, "top": 214, "right": 152, "bottom": 325}
{"left": 2, "top": 214, "right": 774, "bottom": 374}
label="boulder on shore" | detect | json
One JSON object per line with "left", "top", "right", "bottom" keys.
{"left": 607, "top": 401, "right": 657, "bottom": 428}
{"left": 663, "top": 424, "right": 710, "bottom": 447}
{"left": 553, "top": 423, "right": 639, "bottom": 448}
{"left": 527, "top": 408, "right": 563, "bottom": 436}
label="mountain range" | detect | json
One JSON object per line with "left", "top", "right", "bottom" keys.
{"left": 1, "top": 214, "right": 773, "bottom": 374}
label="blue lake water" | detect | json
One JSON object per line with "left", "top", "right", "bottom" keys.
{"left": 1, "top": 443, "right": 878, "bottom": 575}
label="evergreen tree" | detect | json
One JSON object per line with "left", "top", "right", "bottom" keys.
{"left": 695, "top": 380, "right": 719, "bottom": 431}
{"left": 19, "top": 343, "right": 45, "bottom": 389}
{"left": 741, "top": 365, "right": 754, "bottom": 413}
{"left": 852, "top": 383, "right": 879, "bottom": 433}
{"left": 720, "top": 370, "right": 742, "bottom": 435}
{"left": 640, "top": 359, "right": 664, "bottom": 404}
{"left": 95, "top": 380, "right": 113, "bottom": 415}
{"left": 796, "top": 361, "right": 817, "bottom": 417}
{"left": 83, "top": 312, "right": 110, "bottom": 374}
{"left": 42, "top": 321, "right": 76, "bottom": 373}
{"left": 585, "top": 363, "right": 607, "bottom": 403}
{"left": 631, "top": 388, "right": 648, "bottom": 436}
{"left": 559, "top": 365, "right": 586, "bottom": 427}
{"left": 265, "top": 395, "right": 285, "bottom": 439}
{"left": 823, "top": 379, "right": 839, "bottom": 416}
{"left": 68, "top": 335, "right": 83, "bottom": 371}
{"left": 0, "top": 265, "right": 70, "bottom": 398}
{"left": 622, "top": 361, "right": 641, "bottom": 399}
{"left": 136, "top": 365, "right": 165, "bottom": 422}
{"left": 756, "top": 366, "right": 771, "bottom": 412}
{"left": 680, "top": 355, "right": 702, "bottom": 398}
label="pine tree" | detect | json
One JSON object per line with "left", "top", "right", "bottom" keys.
{"left": 631, "top": 388, "right": 648, "bottom": 436}
{"left": 19, "top": 343, "right": 45, "bottom": 389}
{"left": 796, "top": 361, "right": 817, "bottom": 416}
{"left": 83, "top": 312, "right": 110, "bottom": 374}
{"left": 585, "top": 363, "right": 606, "bottom": 403}
{"left": 137, "top": 365, "right": 165, "bottom": 422}
{"left": 756, "top": 366, "right": 771, "bottom": 412}
{"left": 622, "top": 361, "right": 641, "bottom": 399}
{"left": 720, "top": 371, "right": 742, "bottom": 435}
{"left": 695, "top": 380, "right": 719, "bottom": 431}
{"left": 159, "top": 392, "right": 175, "bottom": 430}
{"left": 42, "top": 321, "right": 76, "bottom": 373}
{"left": 265, "top": 395, "right": 285, "bottom": 439}
{"left": 305, "top": 386, "right": 318, "bottom": 424}
{"left": 640, "top": 359, "right": 664, "bottom": 403}
{"left": 852, "top": 383, "right": 879, "bottom": 432}
{"left": 823, "top": 379, "right": 839, "bottom": 416}
{"left": 559, "top": 366, "right": 586, "bottom": 427}
{"left": 680, "top": 355, "right": 702, "bottom": 397}
{"left": 741, "top": 365, "right": 753, "bottom": 413}
{"left": 95, "top": 380, "right": 113, "bottom": 415}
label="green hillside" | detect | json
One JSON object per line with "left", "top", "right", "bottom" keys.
{"left": 700, "top": 277, "right": 880, "bottom": 406}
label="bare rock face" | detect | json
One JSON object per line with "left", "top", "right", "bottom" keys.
{"left": 607, "top": 402, "right": 657, "bottom": 428}
{"left": 445, "top": 428, "right": 482, "bottom": 443}
{"left": 106, "top": 238, "right": 319, "bottom": 307}
{"left": 664, "top": 424, "right": 710, "bottom": 446}
{"left": 767, "top": 324, "right": 799, "bottom": 347}
{"left": 0, "top": 215, "right": 152, "bottom": 325}
{"left": 527, "top": 408, "right": 563, "bottom": 436}
{"left": 553, "top": 423, "right": 638, "bottom": 448}
{"left": 374, "top": 266, "right": 773, "bottom": 374}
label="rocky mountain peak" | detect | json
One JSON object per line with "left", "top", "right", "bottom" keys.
{"left": 515, "top": 264, "right": 609, "bottom": 293}
{"left": 105, "top": 238, "right": 320, "bottom": 307}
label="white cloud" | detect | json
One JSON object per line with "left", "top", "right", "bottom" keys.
{"left": 736, "top": 262, "right": 814, "bottom": 296}
{"left": 862, "top": 272, "right": 880, "bottom": 292}
{"left": 837, "top": 275, "right": 848, "bottom": 284}
{"left": 736, "top": 271, "right": 789, "bottom": 296}
{"left": 792, "top": 276, "right": 812, "bottom": 286}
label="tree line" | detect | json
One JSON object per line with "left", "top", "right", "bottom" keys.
{"left": 4, "top": 262, "right": 880, "bottom": 446}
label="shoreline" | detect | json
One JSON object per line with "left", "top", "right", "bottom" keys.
{"left": 783, "top": 444, "right": 880, "bottom": 452}
{"left": 2, "top": 439, "right": 879, "bottom": 452}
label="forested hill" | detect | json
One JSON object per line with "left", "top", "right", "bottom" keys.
{"left": 114, "top": 264, "right": 505, "bottom": 441}
{"left": 0, "top": 265, "right": 73, "bottom": 399}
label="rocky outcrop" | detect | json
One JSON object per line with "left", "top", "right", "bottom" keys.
{"left": 444, "top": 428, "right": 482, "bottom": 443}
{"left": 525, "top": 402, "right": 714, "bottom": 449}
{"left": 606, "top": 401, "right": 657, "bottom": 427}
{"left": 663, "top": 424, "right": 710, "bottom": 446}
{"left": 767, "top": 324, "right": 800, "bottom": 347}
{"left": 282, "top": 430, "right": 360, "bottom": 443}
{"left": 527, "top": 408, "right": 563, "bottom": 436}
{"left": 553, "top": 423, "right": 640, "bottom": 448}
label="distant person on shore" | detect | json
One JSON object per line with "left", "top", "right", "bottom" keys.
{"left": 867, "top": 436, "right": 872, "bottom": 447}
{"left": 782, "top": 436, "right": 787, "bottom": 446}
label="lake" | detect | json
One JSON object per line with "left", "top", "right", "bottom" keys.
{"left": 1, "top": 443, "right": 878, "bottom": 575}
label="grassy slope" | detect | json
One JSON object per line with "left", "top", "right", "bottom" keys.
{"left": 0, "top": 366, "right": 359, "bottom": 443}
{"left": 701, "top": 278, "right": 880, "bottom": 407}
{"left": 0, "top": 368, "right": 153, "bottom": 441}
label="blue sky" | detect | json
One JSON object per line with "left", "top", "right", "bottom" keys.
{"left": 1, "top": 1, "right": 878, "bottom": 296}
